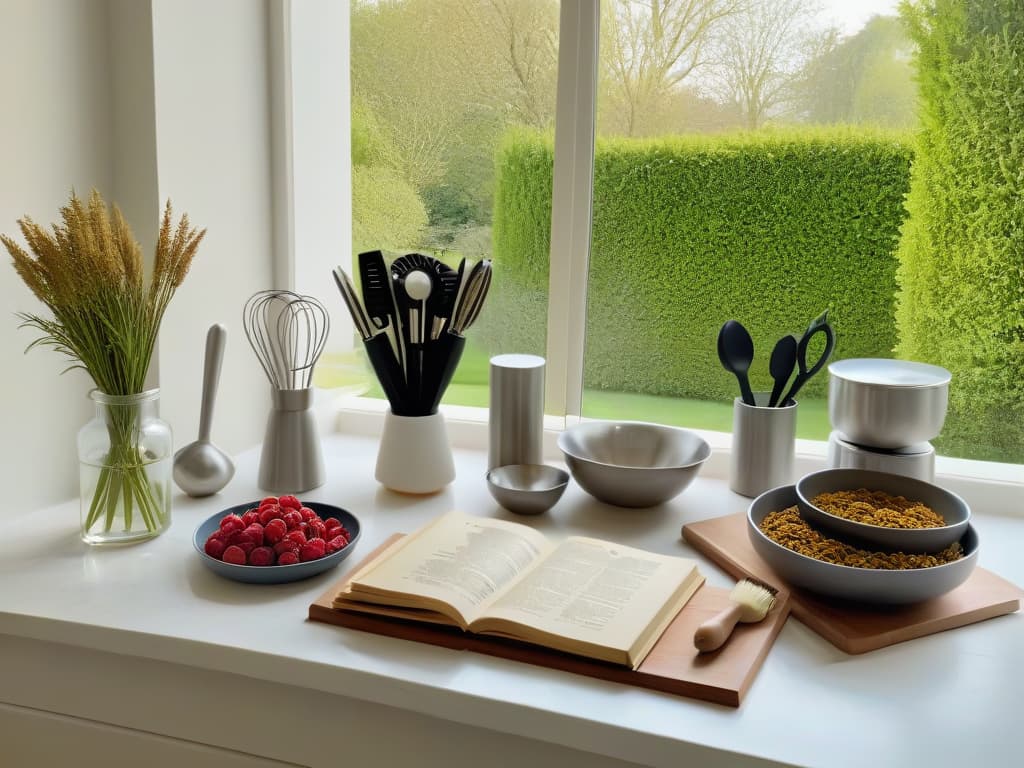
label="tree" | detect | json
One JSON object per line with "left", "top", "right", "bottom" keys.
{"left": 599, "top": 0, "right": 744, "bottom": 136}
{"left": 707, "top": 0, "right": 826, "bottom": 130}
{"left": 798, "top": 15, "right": 917, "bottom": 128}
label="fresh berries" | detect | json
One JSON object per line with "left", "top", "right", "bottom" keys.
{"left": 219, "top": 514, "right": 245, "bottom": 535}
{"left": 300, "top": 539, "right": 327, "bottom": 562}
{"left": 264, "top": 518, "right": 287, "bottom": 544}
{"left": 203, "top": 496, "right": 351, "bottom": 567}
{"left": 205, "top": 536, "right": 227, "bottom": 559}
{"left": 249, "top": 546, "right": 275, "bottom": 566}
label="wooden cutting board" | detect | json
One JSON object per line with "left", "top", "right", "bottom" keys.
{"left": 309, "top": 534, "right": 791, "bottom": 707}
{"left": 682, "top": 513, "right": 1022, "bottom": 655}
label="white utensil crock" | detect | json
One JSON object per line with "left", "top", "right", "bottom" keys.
{"left": 375, "top": 410, "right": 455, "bottom": 494}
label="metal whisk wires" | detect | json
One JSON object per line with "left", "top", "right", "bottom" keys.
{"left": 243, "top": 290, "right": 330, "bottom": 390}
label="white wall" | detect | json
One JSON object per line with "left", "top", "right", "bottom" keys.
{"left": 0, "top": 0, "right": 277, "bottom": 512}
{"left": 150, "top": 0, "right": 275, "bottom": 456}
{"left": 0, "top": 0, "right": 114, "bottom": 512}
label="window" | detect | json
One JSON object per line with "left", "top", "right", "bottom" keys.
{"left": 289, "top": 0, "right": 1023, "bottom": 470}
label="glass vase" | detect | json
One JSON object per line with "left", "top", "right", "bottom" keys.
{"left": 77, "top": 389, "right": 173, "bottom": 544}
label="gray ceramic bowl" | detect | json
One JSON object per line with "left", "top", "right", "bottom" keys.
{"left": 193, "top": 500, "right": 361, "bottom": 584}
{"left": 796, "top": 468, "right": 970, "bottom": 553}
{"left": 748, "top": 485, "right": 977, "bottom": 605}
{"left": 486, "top": 464, "right": 569, "bottom": 515}
{"left": 828, "top": 358, "right": 950, "bottom": 449}
{"left": 557, "top": 421, "right": 710, "bottom": 508}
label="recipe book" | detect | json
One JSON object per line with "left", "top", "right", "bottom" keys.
{"left": 332, "top": 511, "right": 705, "bottom": 669}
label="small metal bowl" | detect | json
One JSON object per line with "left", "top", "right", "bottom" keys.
{"left": 486, "top": 464, "right": 570, "bottom": 515}
{"left": 748, "top": 485, "right": 977, "bottom": 605}
{"left": 796, "top": 468, "right": 970, "bottom": 553}
{"left": 828, "top": 358, "right": 950, "bottom": 449}
{"left": 557, "top": 421, "right": 710, "bottom": 508}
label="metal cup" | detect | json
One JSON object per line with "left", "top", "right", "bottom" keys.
{"left": 729, "top": 392, "right": 797, "bottom": 498}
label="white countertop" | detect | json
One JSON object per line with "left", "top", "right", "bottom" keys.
{"left": 2, "top": 433, "right": 1022, "bottom": 768}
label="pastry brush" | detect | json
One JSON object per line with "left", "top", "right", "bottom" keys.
{"left": 694, "top": 579, "right": 777, "bottom": 653}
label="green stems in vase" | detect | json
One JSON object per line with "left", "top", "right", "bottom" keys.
{"left": 3, "top": 190, "right": 204, "bottom": 544}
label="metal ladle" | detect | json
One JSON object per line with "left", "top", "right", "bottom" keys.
{"left": 173, "top": 324, "right": 235, "bottom": 496}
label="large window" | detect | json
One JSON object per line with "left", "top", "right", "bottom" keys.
{"left": 320, "top": 0, "right": 1022, "bottom": 467}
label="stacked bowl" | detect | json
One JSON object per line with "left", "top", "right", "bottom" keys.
{"left": 826, "top": 359, "right": 951, "bottom": 482}
{"left": 746, "top": 469, "right": 977, "bottom": 605}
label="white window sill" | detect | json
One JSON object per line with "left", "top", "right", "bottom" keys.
{"left": 330, "top": 393, "right": 1023, "bottom": 515}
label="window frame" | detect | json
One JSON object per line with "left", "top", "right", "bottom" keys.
{"left": 276, "top": 0, "right": 1024, "bottom": 498}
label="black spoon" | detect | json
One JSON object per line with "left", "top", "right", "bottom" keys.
{"left": 767, "top": 334, "right": 798, "bottom": 407}
{"left": 717, "top": 320, "right": 756, "bottom": 406}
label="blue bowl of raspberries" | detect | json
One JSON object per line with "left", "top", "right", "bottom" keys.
{"left": 194, "top": 495, "right": 361, "bottom": 584}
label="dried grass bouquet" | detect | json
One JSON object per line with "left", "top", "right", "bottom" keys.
{"left": 2, "top": 190, "right": 205, "bottom": 538}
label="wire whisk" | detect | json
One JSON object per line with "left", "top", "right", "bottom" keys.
{"left": 243, "top": 290, "right": 330, "bottom": 390}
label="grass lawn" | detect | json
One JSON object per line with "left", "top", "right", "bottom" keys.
{"left": 317, "top": 342, "right": 833, "bottom": 440}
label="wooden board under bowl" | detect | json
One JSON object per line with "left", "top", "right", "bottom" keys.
{"left": 682, "top": 512, "right": 1022, "bottom": 655}
{"left": 309, "top": 534, "right": 791, "bottom": 708}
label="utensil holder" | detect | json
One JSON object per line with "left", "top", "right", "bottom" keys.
{"left": 375, "top": 410, "right": 455, "bottom": 494}
{"left": 730, "top": 392, "right": 797, "bottom": 498}
{"left": 258, "top": 387, "right": 325, "bottom": 493}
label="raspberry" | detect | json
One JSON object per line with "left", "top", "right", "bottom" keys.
{"left": 260, "top": 496, "right": 278, "bottom": 507}
{"left": 337, "top": 526, "right": 351, "bottom": 538}
{"left": 277, "top": 551, "right": 299, "bottom": 566}
{"left": 249, "top": 546, "right": 274, "bottom": 566}
{"left": 299, "top": 506, "right": 317, "bottom": 521}
{"left": 244, "top": 523, "right": 265, "bottom": 546}
{"left": 309, "top": 519, "right": 327, "bottom": 540}
{"left": 274, "top": 539, "right": 299, "bottom": 556}
{"left": 278, "top": 495, "right": 302, "bottom": 510}
{"left": 232, "top": 530, "right": 258, "bottom": 554}
{"left": 259, "top": 505, "right": 283, "bottom": 526}
{"left": 222, "top": 545, "right": 246, "bottom": 565}
{"left": 219, "top": 514, "right": 245, "bottom": 535}
{"left": 326, "top": 535, "right": 348, "bottom": 554}
{"left": 324, "top": 517, "right": 342, "bottom": 533}
{"left": 264, "top": 518, "right": 288, "bottom": 544}
{"left": 204, "top": 535, "right": 228, "bottom": 559}
{"left": 241, "top": 509, "right": 260, "bottom": 526}
{"left": 300, "top": 539, "right": 326, "bottom": 562}
{"left": 286, "top": 529, "right": 307, "bottom": 545}
{"left": 283, "top": 511, "right": 302, "bottom": 530}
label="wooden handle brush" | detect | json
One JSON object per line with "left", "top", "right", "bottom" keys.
{"left": 694, "top": 579, "right": 777, "bottom": 653}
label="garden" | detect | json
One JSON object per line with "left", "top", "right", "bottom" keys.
{"left": 340, "top": 0, "right": 1023, "bottom": 464}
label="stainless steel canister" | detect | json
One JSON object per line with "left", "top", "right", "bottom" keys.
{"left": 489, "top": 354, "right": 545, "bottom": 470}
{"left": 730, "top": 392, "right": 797, "bottom": 498}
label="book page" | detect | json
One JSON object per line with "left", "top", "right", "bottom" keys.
{"left": 473, "top": 537, "right": 701, "bottom": 662}
{"left": 347, "top": 512, "right": 553, "bottom": 625}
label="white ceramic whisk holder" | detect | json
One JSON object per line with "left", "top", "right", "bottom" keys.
{"left": 375, "top": 411, "right": 455, "bottom": 494}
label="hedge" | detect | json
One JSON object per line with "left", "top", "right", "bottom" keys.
{"left": 895, "top": 0, "right": 1024, "bottom": 463}
{"left": 485, "top": 127, "right": 913, "bottom": 402}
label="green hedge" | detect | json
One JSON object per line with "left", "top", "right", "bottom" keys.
{"left": 896, "top": 0, "right": 1024, "bottom": 463}
{"left": 487, "top": 127, "right": 913, "bottom": 402}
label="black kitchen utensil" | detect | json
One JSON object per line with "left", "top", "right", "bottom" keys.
{"left": 428, "top": 258, "right": 461, "bottom": 341}
{"left": 779, "top": 311, "right": 836, "bottom": 406}
{"left": 718, "top": 320, "right": 756, "bottom": 406}
{"left": 422, "top": 331, "right": 466, "bottom": 415}
{"left": 767, "top": 334, "right": 799, "bottom": 407}
{"left": 392, "top": 254, "right": 437, "bottom": 410}
{"left": 364, "top": 331, "right": 413, "bottom": 415}
{"left": 358, "top": 250, "right": 404, "bottom": 371}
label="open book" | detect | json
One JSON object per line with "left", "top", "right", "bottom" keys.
{"left": 332, "top": 511, "right": 704, "bottom": 669}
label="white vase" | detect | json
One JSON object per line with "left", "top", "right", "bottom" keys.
{"left": 375, "top": 410, "right": 456, "bottom": 494}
